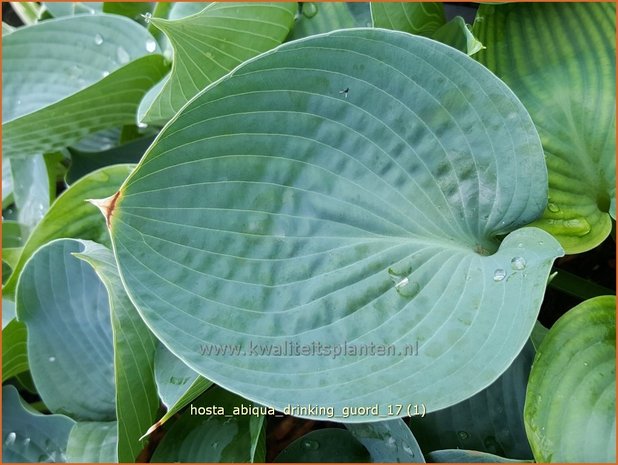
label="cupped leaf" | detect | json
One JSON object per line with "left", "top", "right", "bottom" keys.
{"left": 346, "top": 419, "right": 425, "bottom": 462}
{"left": 433, "top": 16, "right": 484, "bottom": 56}
{"left": 3, "top": 385, "right": 75, "bottom": 463}
{"left": 148, "top": 343, "right": 213, "bottom": 435}
{"left": 410, "top": 341, "right": 535, "bottom": 459}
{"left": 75, "top": 242, "right": 158, "bottom": 462}
{"left": 370, "top": 2, "right": 445, "bottom": 36}
{"left": 2, "top": 318, "right": 28, "bottom": 382}
{"left": 139, "top": 2, "right": 296, "bottom": 124}
{"left": 16, "top": 239, "right": 115, "bottom": 421}
{"left": 473, "top": 3, "right": 616, "bottom": 253}
{"left": 66, "top": 422, "right": 118, "bottom": 463}
{"left": 3, "top": 164, "right": 133, "bottom": 297}
{"left": 110, "top": 29, "right": 563, "bottom": 420}
{"left": 427, "top": 449, "right": 530, "bottom": 463}
{"left": 150, "top": 387, "right": 265, "bottom": 462}
{"left": 524, "top": 295, "right": 616, "bottom": 462}
{"left": 3, "top": 13, "right": 167, "bottom": 158}
{"left": 275, "top": 429, "right": 371, "bottom": 463}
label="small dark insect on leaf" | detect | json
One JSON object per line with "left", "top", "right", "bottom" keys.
{"left": 339, "top": 87, "right": 349, "bottom": 98}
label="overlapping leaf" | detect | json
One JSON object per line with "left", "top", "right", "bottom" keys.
{"left": 150, "top": 387, "right": 264, "bottom": 462}
{"left": 371, "top": 2, "right": 445, "bottom": 36}
{"left": 473, "top": 3, "right": 616, "bottom": 253}
{"left": 138, "top": 2, "right": 296, "bottom": 124}
{"left": 75, "top": 243, "right": 159, "bottom": 462}
{"left": 16, "top": 239, "right": 115, "bottom": 421}
{"left": 524, "top": 296, "right": 616, "bottom": 462}
{"left": 275, "top": 429, "right": 371, "bottom": 462}
{"left": 3, "top": 164, "right": 133, "bottom": 297}
{"left": 109, "top": 29, "right": 563, "bottom": 419}
{"left": 410, "top": 342, "right": 535, "bottom": 459}
{"left": 66, "top": 422, "right": 118, "bottom": 463}
{"left": 346, "top": 419, "right": 425, "bottom": 462}
{"left": 2, "top": 386, "right": 75, "bottom": 463}
{"left": 2, "top": 14, "right": 167, "bottom": 157}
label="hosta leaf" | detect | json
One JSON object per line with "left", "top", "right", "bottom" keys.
{"left": 3, "top": 164, "right": 133, "bottom": 297}
{"left": 3, "top": 385, "right": 75, "bottom": 463}
{"left": 2, "top": 221, "right": 27, "bottom": 249}
{"left": 346, "top": 419, "right": 425, "bottom": 462}
{"left": 287, "top": 2, "right": 360, "bottom": 41}
{"left": 524, "top": 295, "right": 616, "bottom": 462}
{"left": 109, "top": 29, "right": 563, "bottom": 420}
{"left": 66, "top": 422, "right": 117, "bottom": 463}
{"left": 43, "top": 2, "right": 102, "bottom": 17}
{"left": 10, "top": 154, "right": 51, "bottom": 232}
{"left": 139, "top": 2, "right": 296, "bottom": 124}
{"left": 473, "top": 3, "right": 616, "bottom": 253}
{"left": 370, "top": 2, "right": 445, "bottom": 36}
{"left": 433, "top": 16, "right": 484, "bottom": 56}
{"left": 427, "top": 449, "right": 530, "bottom": 463}
{"left": 275, "top": 429, "right": 371, "bottom": 463}
{"left": 16, "top": 239, "right": 115, "bottom": 421}
{"left": 2, "top": 14, "right": 167, "bottom": 158}
{"left": 3, "top": 158, "right": 14, "bottom": 204}
{"left": 410, "top": 341, "right": 535, "bottom": 459}
{"left": 148, "top": 344, "right": 213, "bottom": 435}
{"left": 75, "top": 243, "right": 158, "bottom": 462}
{"left": 2, "top": 318, "right": 28, "bottom": 382}
{"left": 150, "top": 387, "right": 264, "bottom": 462}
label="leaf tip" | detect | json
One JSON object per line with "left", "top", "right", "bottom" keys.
{"left": 139, "top": 420, "right": 162, "bottom": 441}
{"left": 87, "top": 191, "right": 121, "bottom": 228}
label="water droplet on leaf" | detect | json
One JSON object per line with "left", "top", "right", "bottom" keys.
{"left": 302, "top": 3, "right": 318, "bottom": 18}
{"left": 145, "top": 39, "right": 156, "bottom": 53}
{"left": 303, "top": 439, "right": 320, "bottom": 450}
{"left": 137, "top": 122, "right": 148, "bottom": 129}
{"left": 5, "top": 432, "right": 16, "bottom": 446}
{"left": 94, "top": 33, "right": 103, "bottom": 45}
{"left": 102, "top": 71, "right": 110, "bottom": 78}
{"left": 547, "top": 202, "right": 560, "bottom": 213}
{"left": 48, "top": 356, "right": 56, "bottom": 362}
{"left": 493, "top": 269, "right": 506, "bottom": 282}
{"left": 116, "top": 47, "right": 130, "bottom": 65}
{"left": 457, "top": 431, "right": 469, "bottom": 440}
{"left": 510, "top": 256, "right": 526, "bottom": 270}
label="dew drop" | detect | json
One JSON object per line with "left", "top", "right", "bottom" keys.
{"left": 302, "top": 2, "right": 318, "bottom": 18}
{"left": 510, "top": 256, "right": 526, "bottom": 271}
{"left": 457, "top": 431, "right": 469, "bottom": 440}
{"left": 137, "top": 122, "right": 148, "bottom": 129}
{"left": 23, "top": 437, "right": 31, "bottom": 446}
{"left": 205, "top": 51, "right": 213, "bottom": 59}
{"left": 402, "top": 444, "right": 414, "bottom": 455}
{"left": 141, "top": 12, "right": 152, "bottom": 23}
{"left": 102, "top": 71, "right": 110, "bottom": 78}
{"left": 564, "top": 217, "right": 591, "bottom": 236}
{"left": 94, "top": 33, "right": 103, "bottom": 45}
{"left": 116, "top": 47, "right": 130, "bottom": 65}
{"left": 584, "top": 362, "right": 589, "bottom": 367}
{"left": 5, "top": 432, "right": 16, "bottom": 446}
{"left": 547, "top": 202, "right": 560, "bottom": 213}
{"left": 16, "top": 99, "right": 21, "bottom": 106}
{"left": 145, "top": 38, "right": 156, "bottom": 53}
{"left": 211, "top": 441, "right": 219, "bottom": 448}
{"left": 48, "top": 356, "right": 56, "bottom": 362}
{"left": 493, "top": 269, "right": 506, "bottom": 282}
{"left": 303, "top": 439, "right": 320, "bottom": 450}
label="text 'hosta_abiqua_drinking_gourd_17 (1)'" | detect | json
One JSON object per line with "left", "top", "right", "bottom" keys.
{"left": 97, "top": 28, "right": 565, "bottom": 421}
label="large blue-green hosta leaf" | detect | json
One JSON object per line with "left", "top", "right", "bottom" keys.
{"left": 16, "top": 239, "right": 115, "bottom": 421}
{"left": 108, "top": 29, "right": 563, "bottom": 420}
{"left": 524, "top": 296, "right": 616, "bottom": 462}
{"left": 473, "top": 3, "right": 616, "bottom": 253}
